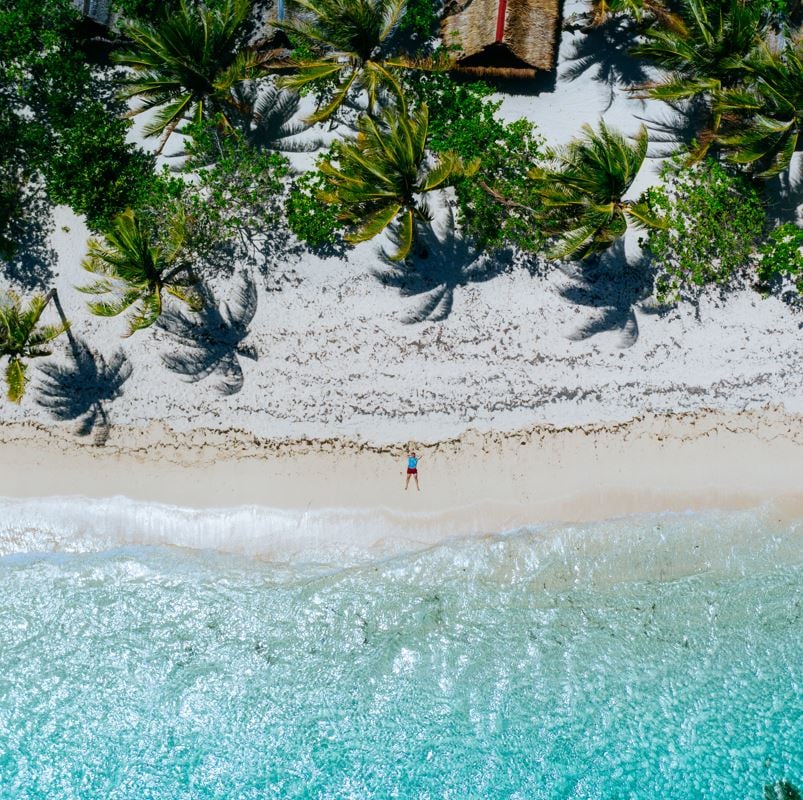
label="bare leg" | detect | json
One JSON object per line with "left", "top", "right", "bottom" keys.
{"left": 414, "top": 473, "right": 420, "bottom": 491}
{"left": 405, "top": 473, "right": 410, "bottom": 490}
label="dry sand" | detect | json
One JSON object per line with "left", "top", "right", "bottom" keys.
{"left": 2, "top": 408, "right": 802, "bottom": 533}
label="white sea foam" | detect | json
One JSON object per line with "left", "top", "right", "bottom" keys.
{"left": 0, "top": 495, "right": 800, "bottom": 582}
{"left": 0, "top": 495, "right": 492, "bottom": 563}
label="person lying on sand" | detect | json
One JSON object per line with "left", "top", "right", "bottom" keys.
{"left": 405, "top": 451, "right": 421, "bottom": 492}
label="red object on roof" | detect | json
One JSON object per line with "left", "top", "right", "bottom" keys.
{"left": 495, "top": 0, "right": 507, "bottom": 42}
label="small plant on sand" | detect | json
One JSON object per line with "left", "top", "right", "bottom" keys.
{"left": 286, "top": 166, "right": 344, "bottom": 249}
{"left": 0, "top": 289, "right": 69, "bottom": 403}
{"left": 528, "top": 121, "right": 659, "bottom": 260}
{"left": 756, "top": 222, "right": 803, "bottom": 294}
{"left": 114, "top": 0, "right": 263, "bottom": 153}
{"left": 640, "top": 158, "right": 765, "bottom": 302}
{"left": 715, "top": 38, "right": 803, "bottom": 179}
{"left": 179, "top": 121, "right": 291, "bottom": 258}
{"left": 79, "top": 209, "right": 202, "bottom": 336}
{"left": 319, "top": 104, "right": 479, "bottom": 260}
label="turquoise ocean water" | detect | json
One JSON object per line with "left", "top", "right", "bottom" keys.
{"left": 0, "top": 503, "right": 801, "bottom": 799}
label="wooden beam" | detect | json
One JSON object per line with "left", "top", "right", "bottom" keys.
{"left": 495, "top": 0, "right": 507, "bottom": 42}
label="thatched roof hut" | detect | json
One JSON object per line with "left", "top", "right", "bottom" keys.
{"left": 441, "top": 0, "right": 561, "bottom": 79}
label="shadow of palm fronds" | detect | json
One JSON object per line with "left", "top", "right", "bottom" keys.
{"left": 158, "top": 273, "right": 258, "bottom": 395}
{"left": 561, "top": 19, "right": 650, "bottom": 111}
{"left": 233, "top": 81, "right": 324, "bottom": 152}
{"left": 633, "top": 96, "right": 712, "bottom": 159}
{"left": 2, "top": 188, "right": 57, "bottom": 290}
{"left": 558, "top": 241, "right": 657, "bottom": 348}
{"left": 372, "top": 210, "right": 512, "bottom": 324}
{"left": 36, "top": 337, "right": 132, "bottom": 445}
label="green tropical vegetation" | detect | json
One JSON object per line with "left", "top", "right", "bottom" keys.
{"left": 757, "top": 222, "right": 803, "bottom": 292}
{"left": 715, "top": 38, "right": 803, "bottom": 178}
{"left": 79, "top": 209, "right": 201, "bottom": 336}
{"left": 319, "top": 104, "right": 478, "bottom": 260}
{"left": 528, "top": 122, "right": 659, "bottom": 260}
{"left": 275, "top": 0, "right": 424, "bottom": 123}
{"left": 1, "top": 0, "right": 803, "bottom": 407}
{"left": 0, "top": 0, "right": 160, "bottom": 244}
{"left": 633, "top": 0, "right": 767, "bottom": 156}
{"left": 0, "top": 289, "right": 69, "bottom": 403}
{"left": 286, "top": 166, "right": 344, "bottom": 249}
{"left": 407, "top": 72, "right": 545, "bottom": 252}
{"left": 640, "top": 158, "right": 766, "bottom": 301}
{"left": 398, "top": 0, "right": 441, "bottom": 44}
{"left": 114, "top": 0, "right": 262, "bottom": 153}
{"left": 178, "top": 121, "right": 292, "bottom": 259}
{"left": 581, "top": 0, "right": 684, "bottom": 30}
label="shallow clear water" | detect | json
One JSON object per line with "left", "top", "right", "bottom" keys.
{"left": 0, "top": 508, "right": 801, "bottom": 799}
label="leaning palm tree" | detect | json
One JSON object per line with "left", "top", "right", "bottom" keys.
{"left": 319, "top": 104, "right": 479, "bottom": 260}
{"left": 79, "top": 209, "right": 202, "bottom": 336}
{"left": 528, "top": 122, "right": 660, "bottom": 260}
{"left": 715, "top": 38, "right": 803, "bottom": 179}
{"left": 276, "top": 0, "right": 423, "bottom": 124}
{"left": 632, "top": 0, "right": 766, "bottom": 156}
{"left": 0, "top": 290, "right": 69, "bottom": 403}
{"left": 114, "top": 0, "right": 264, "bottom": 153}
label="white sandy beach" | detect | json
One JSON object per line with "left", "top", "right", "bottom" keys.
{"left": 2, "top": 408, "right": 802, "bottom": 559}
{"left": 1, "top": 0, "right": 802, "bottom": 538}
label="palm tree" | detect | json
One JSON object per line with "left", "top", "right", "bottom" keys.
{"left": 0, "top": 289, "right": 69, "bottom": 403}
{"left": 319, "top": 104, "right": 478, "bottom": 260}
{"left": 632, "top": 0, "right": 766, "bottom": 156}
{"left": 276, "top": 0, "right": 420, "bottom": 124}
{"left": 716, "top": 38, "right": 803, "bottom": 178}
{"left": 582, "top": 0, "right": 685, "bottom": 32}
{"left": 114, "top": 0, "right": 263, "bottom": 153}
{"left": 528, "top": 122, "right": 660, "bottom": 260}
{"left": 79, "top": 209, "right": 202, "bottom": 336}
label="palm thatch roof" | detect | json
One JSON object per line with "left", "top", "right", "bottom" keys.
{"left": 441, "top": 0, "right": 561, "bottom": 78}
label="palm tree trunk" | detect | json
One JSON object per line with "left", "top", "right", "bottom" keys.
{"left": 31, "top": 288, "right": 57, "bottom": 329}
{"left": 51, "top": 288, "right": 81, "bottom": 359}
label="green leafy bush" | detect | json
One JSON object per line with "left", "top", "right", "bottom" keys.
{"left": 286, "top": 166, "right": 344, "bottom": 250}
{"left": 180, "top": 123, "right": 291, "bottom": 260}
{"left": 640, "top": 159, "right": 765, "bottom": 302}
{"left": 407, "top": 72, "right": 544, "bottom": 251}
{"left": 111, "top": 0, "right": 230, "bottom": 21}
{"left": 111, "top": 0, "right": 173, "bottom": 20}
{"left": 399, "top": 0, "right": 440, "bottom": 43}
{"left": 43, "top": 102, "right": 157, "bottom": 230}
{"left": 757, "top": 222, "right": 803, "bottom": 292}
{"left": 0, "top": 0, "right": 169, "bottom": 245}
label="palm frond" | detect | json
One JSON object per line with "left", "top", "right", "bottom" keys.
{"left": 5, "top": 358, "right": 26, "bottom": 404}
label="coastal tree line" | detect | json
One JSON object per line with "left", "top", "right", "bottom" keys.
{"left": 1, "top": 0, "right": 803, "bottom": 403}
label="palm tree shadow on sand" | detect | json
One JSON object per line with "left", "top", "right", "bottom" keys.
{"left": 232, "top": 81, "right": 327, "bottom": 153}
{"left": 372, "top": 210, "right": 513, "bottom": 324}
{"left": 561, "top": 19, "right": 651, "bottom": 111}
{"left": 633, "top": 96, "right": 711, "bottom": 159}
{"left": 157, "top": 272, "right": 258, "bottom": 395}
{"left": 558, "top": 240, "right": 661, "bottom": 348}
{"left": 2, "top": 190, "right": 58, "bottom": 290}
{"left": 36, "top": 335, "right": 132, "bottom": 446}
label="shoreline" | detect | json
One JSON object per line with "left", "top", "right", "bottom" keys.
{"left": 2, "top": 408, "right": 803, "bottom": 556}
